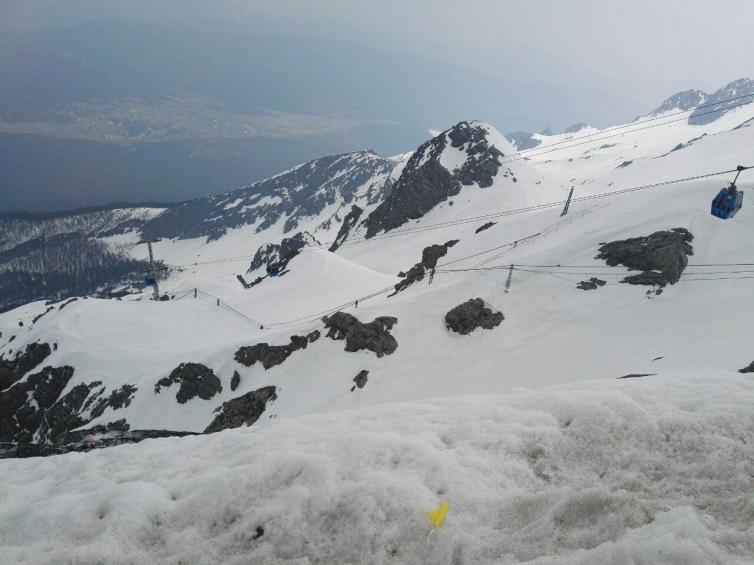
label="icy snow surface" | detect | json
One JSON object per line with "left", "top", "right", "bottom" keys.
{"left": 1, "top": 373, "right": 753, "bottom": 564}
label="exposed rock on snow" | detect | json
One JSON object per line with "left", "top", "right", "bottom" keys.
{"left": 139, "top": 150, "right": 394, "bottom": 242}
{"left": 204, "top": 386, "right": 277, "bottom": 434}
{"left": 230, "top": 370, "right": 241, "bottom": 391}
{"left": 0, "top": 341, "right": 51, "bottom": 390}
{"left": 247, "top": 231, "right": 318, "bottom": 274}
{"left": 329, "top": 204, "right": 363, "bottom": 252}
{"left": 322, "top": 312, "right": 398, "bottom": 357}
{"left": 0, "top": 365, "right": 74, "bottom": 443}
{"left": 234, "top": 331, "right": 320, "bottom": 370}
{"left": 154, "top": 363, "right": 222, "bottom": 404}
{"left": 351, "top": 370, "right": 369, "bottom": 391}
{"left": 739, "top": 361, "right": 754, "bottom": 374}
{"left": 577, "top": 278, "right": 606, "bottom": 290}
{"left": 365, "top": 121, "right": 505, "bottom": 236}
{"left": 445, "top": 298, "right": 504, "bottom": 335}
{"left": 1, "top": 424, "right": 199, "bottom": 459}
{"left": 597, "top": 228, "right": 693, "bottom": 286}
{"left": 475, "top": 221, "right": 496, "bottom": 234}
{"left": 393, "top": 240, "right": 459, "bottom": 294}
{"left": 89, "top": 384, "right": 137, "bottom": 419}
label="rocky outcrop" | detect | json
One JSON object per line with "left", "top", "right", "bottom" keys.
{"left": 445, "top": 299, "right": 504, "bottom": 335}
{"left": 577, "top": 278, "right": 606, "bottom": 291}
{"left": 248, "top": 231, "right": 318, "bottom": 274}
{"left": 322, "top": 312, "right": 398, "bottom": 357}
{"left": 739, "top": 361, "right": 754, "bottom": 374}
{"left": 596, "top": 228, "right": 693, "bottom": 287}
{"left": 351, "top": 370, "right": 369, "bottom": 391}
{"left": 90, "top": 384, "right": 137, "bottom": 419}
{"left": 0, "top": 365, "right": 74, "bottom": 443}
{"left": 234, "top": 331, "right": 320, "bottom": 370}
{"left": 154, "top": 363, "right": 222, "bottom": 404}
{"left": 364, "top": 121, "right": 506, "bottom": 237}
{"left": 1, "top": 424, "right": 199, "bottom": 459}
{"left": 204, "top": 386, "right": 278, "bottom": 434}
{"left": 0, "top": 342, "right": 52, "bottom": 390}
{"left": 329, "top": 205, "right": 363, "bottom": 252}
{"left": 393, "top": 240, "right": 459, "bottom": 294}
{"left": 231, "top": 370, "right": 241, "bottom": 391}
{"left": 475, "top": 222, "right": 496, "bottom": 234}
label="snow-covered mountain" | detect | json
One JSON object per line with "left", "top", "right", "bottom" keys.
{"left": 3, "top": 80, "right": 754, "bottom": 563}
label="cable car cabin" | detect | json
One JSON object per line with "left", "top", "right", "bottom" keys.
{"left": 711, "top": 186, "right": 743, "bottom": 219}
{"left": 266, "top": 264, "right": 281, "bottom": 277}
{"left": 144, "top": 277, "right": 156, "bottom": 286}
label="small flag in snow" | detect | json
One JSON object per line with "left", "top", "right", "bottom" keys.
{"left": 426, "top": 502, "right": 448, "bottom": 528}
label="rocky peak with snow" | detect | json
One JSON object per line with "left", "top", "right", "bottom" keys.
{"left": 364, "top": 121, "right": 512, "bottom": 237}
{"left": 688, "top": 77, "right": 754, "bottom": 125}
{"left": 649, "top": 88, "right": 708, "bottom": 116}
{"left": 140, "top": 150, "right": 397, "bottom": 242}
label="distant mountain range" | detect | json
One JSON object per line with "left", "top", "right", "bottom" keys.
{"left": 0, "top": 20, "right": 641, "bottom": 213}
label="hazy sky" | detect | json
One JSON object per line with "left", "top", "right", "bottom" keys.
{"left": 2, "top": 0, "right": 752, "bottom": 106}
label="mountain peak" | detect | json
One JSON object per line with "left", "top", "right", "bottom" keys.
{"left": 650, "top": 89, "right": 708, "bottom": 116}
{"left": 363, "top": 121, "right": 513, "bottom": 237}
{"left": 688, "top": 78, "right": 754, "bottom": 125}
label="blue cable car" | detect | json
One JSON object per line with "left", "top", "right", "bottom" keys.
{"left": 266, "top": 264, "right": 280, "bottom": 277}
{"left": 144, "top": 277, "right": 156, "bottom": 286}
{"left": 711, "top": 166, "right": 747, "bottom": 220}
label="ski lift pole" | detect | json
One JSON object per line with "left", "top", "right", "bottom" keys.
{"left": 561, "top": 187, "right": 574, "bottom": 216}
{"left": 137, "top": 238, "right": 162, "bottom": 301}
{"left": 504, "top": 264, "right": 514, "bottom": 294}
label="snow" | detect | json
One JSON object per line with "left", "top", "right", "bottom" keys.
{"left": 3, "top": 103, "right": 754, "bottom": 562}
{"left": 1, "top": 373, "right": 752, "bottom": 564}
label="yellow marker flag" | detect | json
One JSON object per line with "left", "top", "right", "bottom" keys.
{"left": 426, "top": 502, "right": 449, "bottom": 528}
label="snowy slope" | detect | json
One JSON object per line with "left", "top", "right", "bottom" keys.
{"left": 1, "top": 373, "right": 752, "bottom": 564}
{"left": 2, "top": 81, "right": 754, "bottom": 562}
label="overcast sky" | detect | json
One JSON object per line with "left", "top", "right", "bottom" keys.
{"left": 2, "top": 0, "right": 752, "bottom": 107}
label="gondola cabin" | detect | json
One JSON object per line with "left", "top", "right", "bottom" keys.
{"left": 266, "top": 264, "right": 281, "bottom": 277}
{"left": 711, "top": 185, "right": 743, "bottom": 219}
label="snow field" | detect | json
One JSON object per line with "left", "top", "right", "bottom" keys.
{"left": 1, "top": 373, "right": 752, "bottom": 564}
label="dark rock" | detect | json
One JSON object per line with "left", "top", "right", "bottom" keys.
{"left": 2, "top": 426, "right": 199, "bottom": 459}
{"left": 577, "top": 278, "right": 606, "bottom": 291}
{"left": 445, "top": 299, "right": 504, "bottom": 335}
{"left": 352, "top": 370, "right": 369, "bottom": 390}
{"left": 475, "top": 222, "right": 496, "bottom": 234}
{"left": 204, "top": 386, "right": 278, "bottom": 434}
{"left": 248, "top": 231, "right": 318, "bottom": 274}
{"left": 155, "top": 363, "right": 222, "bottom": 404}
{"left": 322, "top": 312, "right": 398, "bottom": 357}
{"left": 0, "top": 342, "right": 52, "bottom": 390}
{"left": 739, "top": 361, "right": 754, "bottom": 374}
{"left": 365, "top": 121, "right": 505, "bottom": 236}
{"left": 393, "top": 240, "right": 459, "bottom": 294}
{"left": 231, "top": 370, "right": 241, "bottom": 391}
{"left": 617, "top": 374, "right": 656, "bottom": 379}
{"left": 329, "top": 205, "right": 364, "bottom": 252}
{"left": 90, "top": 384, "right": 138, "bottom": 419}
{"left": 234, "top": 333, "right": 317, "bottom": 370}
{"left": 596, "top": 228, "right": 693, "bottom": 286}
{"left": 0, "top": 365, "right": 75, "bottom": 443}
